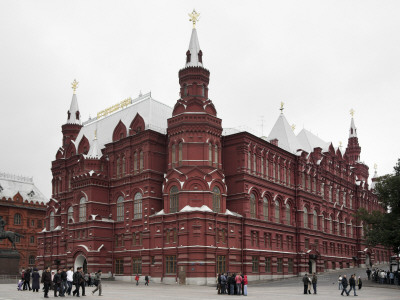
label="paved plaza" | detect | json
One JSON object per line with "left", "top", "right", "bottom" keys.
{"left": 0, "top": 268, "right": 398, "bottom": 300}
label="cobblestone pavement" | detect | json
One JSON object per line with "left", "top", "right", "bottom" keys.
{"left": 0, "top": 266, "right": 398, "bottom": 300}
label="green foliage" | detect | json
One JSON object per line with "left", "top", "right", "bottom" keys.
{"left": 357, "top": 159, "right": 400, "bottom": 254}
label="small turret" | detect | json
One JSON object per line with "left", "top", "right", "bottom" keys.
{"left": 345, "top": 109, "right": 361, "bottom": 165}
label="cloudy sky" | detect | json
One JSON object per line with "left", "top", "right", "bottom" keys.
{"left": 1, "top": 0, "right": 399, "bottom": 198}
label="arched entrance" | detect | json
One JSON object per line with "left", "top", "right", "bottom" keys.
{"left": 308, "top": 259, "right": 316, "bottom": 274}
{"left": 74, "top": 254, "right": 87, "bottom": 273}
{"left": 365, "top": 254, "right": 370, "bottom": 267}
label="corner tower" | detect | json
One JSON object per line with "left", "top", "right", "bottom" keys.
{"left": 345, "top": 109, "right": 361, "bottom": 165}
{"left": 164, "top": 11, "right": 226, "bottom": 213}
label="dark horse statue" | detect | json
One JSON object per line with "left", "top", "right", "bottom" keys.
{"left": 0, "top": 231, "right": 24, "bottom": 250}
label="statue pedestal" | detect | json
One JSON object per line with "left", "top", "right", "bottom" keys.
{"left": 0, "top": 250, "right": 20, "bottom": 275}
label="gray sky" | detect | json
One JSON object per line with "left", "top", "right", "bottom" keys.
{"left": 1, "top": 0, "right": 399, "bottom": 199}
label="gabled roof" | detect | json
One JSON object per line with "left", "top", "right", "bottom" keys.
{"left": 267, "top": 113, "right": 302, "bottom": 153}
{"left": 74, "top": 93, "right": 172, "bottom": 154}
{"left": 297, "top": 129, "right": 330, "bottom": 153}
{"left": 0, "top": 172, "right": 48, "bottom": 204}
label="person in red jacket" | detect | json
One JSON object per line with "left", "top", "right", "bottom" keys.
{"left": 243, "top": 275, "right": 248, "bottom": 296}
{"left": 135, "top": 274, "right": 139, "bottom": 286}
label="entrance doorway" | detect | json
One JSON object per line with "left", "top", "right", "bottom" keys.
{"left": 74, "top": 254, "right": 87, "bottom": 273}
{"left": 308, "top": 259, "right": 316, "bottom": 274}
{"left": 365, "top": 254, "right": 371, "bottom": 267}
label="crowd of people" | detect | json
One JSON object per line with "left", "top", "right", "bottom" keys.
{"left": 18, "top": 266, "right": 103, "bottom": 298}
{"left": 216, "top": 273, "right": 248, "bottom": 296}
{"left": 337, "top": 274, "right": 361, "bottom": 296}
{"left": 366, "top": 267, "right": 400, "bottom": 285}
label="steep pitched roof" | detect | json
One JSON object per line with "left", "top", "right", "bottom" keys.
{"left": 297, "top": 129, "right": 330, "bottom": 153}
{"left": 349, "top": 117, "right": 357, "bottom": 138}
{"left": 66, "top": 93, "right": 81, "bottom": 125}
{"left": 267, "top": 113, "right": 302, "bottom": 153}
{"left": 186, "top": 28, "right": 203, "bottom": 67}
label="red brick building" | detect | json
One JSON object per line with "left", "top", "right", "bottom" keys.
{"left": 37, "top": 25, "right": 390, "bottom": 284}
{"left": 0, "top": 173, "right": 47, "bottom": 270}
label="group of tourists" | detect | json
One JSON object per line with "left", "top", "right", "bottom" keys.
{"left": 337, "top": 274, "right": 361, "bottom": 296}
{"left": 302, "top": 273, "right": 318, "bottom": 294}
{"left": 18, "top": 266, "right": 103, "bottom": 298}
{"left": 216, "top": 273, "right": 248, "bottom": 296}
{"left": 367, "top": 267, "right": 400, "bottom": 285}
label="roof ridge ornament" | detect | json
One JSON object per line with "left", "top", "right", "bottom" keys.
{"left": 280, "top": 101, "right": 284, "bottom": 114}
{"left": 188, "top": 9, "right": 200, "bottom": 28}
{"left": 350, "top": 108, "right": 355, "bottom": 118}
{"left": 71, "top": 79, "right": 79, "bottom": 94}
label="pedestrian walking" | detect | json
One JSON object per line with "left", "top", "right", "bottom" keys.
{"left": 348, "top": 274, "right": 358, "bottom": 296}
{"left": 41, "top": 266, "right": 52, "bottom": 299}
{"left": 23, "top": 268, "right": 32, "bottom": 291}
{"left": 357, "top": 276, "right": 362, "bottom": 290}
{"left": 32, "top": 268, "right": 40, "bottom": 292}
{"left": 79, "top": 268, "right": 86, "bottom": 296}
{"left": 312, "top": 272, "right": 318, "bottom": 294}
{"left": 220, "top": 273, "right": 226, "bottom": 294}
{"left": 341, "top": 274, "right": 349, "bottom": 296}
{"left": 302, "top": 273, "right": 309, "bottom": 294}
{"left": 66, "top": 267, "right": 73, "bottom": 295}
{"left": 338, "top": 275, "right": 343, "bottom": 290}
{"left": 135, "top": 274, "right": 139, "bottom": 285}
{"left": 53, "top": 269, "right": 62, "bottom": 297}
{"left": 235, "top": 273, "right": 242, "bottom": 295}
{"left": 366, "top": 268, "right": 371, "bottom": 280}
{"left": 72, "top": 267, "right": 82, "bottom": 297}
{"left": 91, "top": 270, "right": 102, "bottom": 296}
{"left": 60, "top": 267, "right": 68, "bottom": 296}
{"left": 243, "top": 275, "right": 248, "bottom": 296}
{"left": 217, "top": 273, "right": 221, "bottom": 294}
{"left": 145, "top": 275, "right": 149, "bottom": 286}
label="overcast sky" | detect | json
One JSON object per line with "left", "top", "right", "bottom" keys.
{"left": 1, "top": 0, "right": 399, "bottom": 199}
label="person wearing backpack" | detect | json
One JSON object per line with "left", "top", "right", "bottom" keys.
{"left": 91, "top": 270, "right": 102, "bottom": 296}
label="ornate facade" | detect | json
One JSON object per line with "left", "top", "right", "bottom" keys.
{"left": 37, "top": 24, "right": 389, "bottom": 285}
{"left": 0, "top": 173, "right": 47, "bottom": 270}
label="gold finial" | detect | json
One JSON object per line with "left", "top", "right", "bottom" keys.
{"left": 350, "top": 108, "right": 355, "bottom": 117}
{"left": 339, "top": 141, "right": 343, "bottom": 147}
{"left": 188, "top": 9, "right": 200, "bottom": 28}
{"left": 71, "top": 79, "right": 79, "bottom": 94}
{"left": 280, "top": 101, "right": 284, "bottom": 113}
{"left": 374, "top": 163, "right": 377, "bottom": 170}
{"left": 291, "top": 124, "right": 296, "bottom": 131}
{"left": 94, "top": 130, "right": 97, "bottom": 140}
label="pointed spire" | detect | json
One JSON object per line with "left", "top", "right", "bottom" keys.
{"left": 66, "top": 79, "right": 81, "bottom": 125}
{"left": 85, "top": 130, "right": 102, "bottom": 159}
{"left": 185, "top": 28, "right": 203, "bottom": 67}
{"left": 349, "top": 108, "right": 357, "bottom": 138}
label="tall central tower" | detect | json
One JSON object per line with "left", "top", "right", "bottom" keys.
{"left": 163, "top": 14, "right": 226, "bottom": 213}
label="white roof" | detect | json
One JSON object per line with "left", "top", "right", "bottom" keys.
{"left": 0, "top": 172, "right": 48, "bottom": 204}
{"left": 185, "top": 28, "right": 203, "bottom": 67}
{"left": 267, "top": 113, "right": 303, "bottom": 153}
{"left": 84, "top": 136, "right": 102, "bottom": 159}
{"left": 67, "top": 93, "right": 81, "bottom": 125}
{"left": 74, "top": 93, "right": 172, "bottom": 155}
{"left": 297, "top": 129, "right": 330, "bottom": 153}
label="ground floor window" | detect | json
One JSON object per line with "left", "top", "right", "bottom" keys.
{"left": 252, "top": 256, "right": 259, "bottom": 273}
{"left": 216, "top": 255, "right": 226, "bottom": 274}
{"left": 277, "top": 258, "right": 283, "bottom": 273}
{"left": 115, "top": 259, "right": 124, "bottom": 274}
{"left": 28, "top": 255, "right": 35, "bottom": 265}
{"left": 132, "top": 258, "right": 142, "bottom": 274}
{"left": 166, "top": 256, "right": 176, "bottom": 274}
{"left": 332, "top": 262, "right": 336, "bottom": 270}
{"left": 265, "top": 257, "right": 271, "bottom": 273}
{"left": 288, "top": 258, "right": 293, "bottom": 273}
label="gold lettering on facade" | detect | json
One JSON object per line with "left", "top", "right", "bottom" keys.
{"left": 97, "top": 97, "right": 132, "bottom": 119}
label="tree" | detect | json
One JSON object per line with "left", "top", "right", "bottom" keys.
{"left": 357, "top": 159, "right": 400, "bottom": 254}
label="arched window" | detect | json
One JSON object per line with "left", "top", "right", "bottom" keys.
{"left": 214, "top": 145, "right": 218, "bottom": 164}
{"left": 212, "top": 187, "right": 221, "bottom": 213}
{"left": 288, "top": 168, "right": 291, "bottom": 186}
{"left": 134, "top": 192, "right": 143, "bottom": 219}
{"left": 286, "top": 203, "right": 291, "bottom": 225}
{"left": 329, "top": 187, "right": 333, "bottom": 202}
{"left": 117, "top": 196, "right": 124, "bottom": 221}
{"left": 263, "top": 197, "right": 268, "bottom": 221}
{"left": 178, "top": 142, "right": 183, "bottom": 164}
{"left": 170, "top": 186, "right": 179, "bottom": 213}
{"left": 261, "top": 157, "right": 264, "bottom": 176}
{"left": 29, "top": 255, "right": 35, "bottom": 265}
{"left": 321, "top": 215, "right": 325, "bottom": 232}
{"left": 253, "top": 153, "right": 256, "bottom": 173}
{"left": 209, "top": 143, "right": 212, "bottom": 165}
{"left": 343, "top": 192, "right": 346, "bottom": 207}
{"left": 68, "top": 206, "right": 73, "bottom": 223}
{"left": 321, "top": 183, "right": 325, "bottom": 199}
{"left": 329, "top": 217, "right": 333, "bottom": 233}
{"left": 250, "top": 193, "right": 256, "bottom": 218}
{"left": 139, "top": 151, "right": 144, "bottom": 172}
{"left": 116, "top": 157, "right": 120, "bottom": 178}
{"left": 273, "top": 161, "right": 276, "bottom": 180}
{"left": 303, "top": 207, "right": 308, "bottom": 228}
{"left": 79, "top": 197, "right": 87, "bottom": 222}
{"left": 122, "top": 156, "right": 126, "bottom": 175}
{"left": 134, "top": 152, "right": 138, "bottom": 173}
{"left": 275, "top": 200, "right": 280, "bottom": 223}
{"left": 14, "top": 213, "right": 22, "bottom": 225}
{"left": 349, "top": 222, "right": 353, "bottom": 238}
{"left": 343, "top": 221, "right": 347, "bottom": 236}
{"left": 313, "top": 210, "right": 318, "bottom": 230}
{"left": 277, "top": 164, "right": 281, "bottom": 182}
{"left": 49, "top": 211, "right": 54, "bottom": 230}
{"left": 266, "top": 158, "right": 269, "bottom": 178}
{"left": 171, "top": 144, "right": 176, "bottom": 167}
{"left": 248, "top": 152, "right": 251, "bottom": 172}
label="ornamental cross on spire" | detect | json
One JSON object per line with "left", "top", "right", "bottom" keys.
{"left": 280, "top": 101, "right": 284, "bottom": 113}
{"left": 188, "top": 9, "right": 200, "bottom": 28}
{"left": 350, "top": 108, "right": 355, "bottom": 117}
{"left": 71, "top": 79, "right": 79, "bottom": 94}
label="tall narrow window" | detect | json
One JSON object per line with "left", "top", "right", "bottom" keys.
{"left": 68, "top": 172, "right": 71, "bottom": 191}
{"left": 344, "top": 221, "right": 347, "bottom": 236}
{"left": 286, "top": 203, "right": 291, "bottom": 225}
{"left": 277, "top": 164, "right": 281, "bottom": 182}
{"left": 250, "top": 193, "right": 256, "bottom": 218}
{"left": 116, "top": 157, "right": 120, "bottom": 178}
{"left": 216, "top": 256, "right": 226, "bottom": 274}
{"left": 343, "top": 192, "right": 346, "bottom": 207}
{"left": 275, "top": 200, "right": 280, "bottom": 223}
{"left": 139, "top": 151, "right": 144, "bottom": 172}
{"left": 321, "top": 182, "right": 324, "bottom": 199}
{"left": 170, "top": 186, "right": 179, "bottom": 213}
{"left": 134, "top": 193, "right": 143, "bottom": 219}
{"left": 288, "top": 168, "right": 291, "bottom": 186}
{"left": 117, "top": 196, "right": 124, "bottom": 221}
{"left": 134, "top": 152, "right": 138, "bottom": 173}
{"left": 329, "top": 187, "right": 332, "bottom": 202}
{"left": 284, "top": 167, "right": 287, "bottom": 184}
{"left": 273, "top": 161, "right": 276, "bottom": 180}
{"left": 313, "top": 210, "right": 318, "bottom": 230}
{"left": 248, "top": 152, "right": 251, "bottom": 172}
{"left": 214, "top": 145, "right": 218, "bottom": 165}
{"left": 261, "top": 157, "right": 264, "bottom": 176}
{"left": 266, "top": 158, "right": 269, "bottom": 178}
{"left": 49, "top": 212, "right": 54, "bottom": 230}
{"left": 303, "top": 207, "right": 308, "bottom": 228}
{"left": 321, "top": 215, "right": 325, "bottom": 232}
{"left": 302, "top": 173, "right": 305, "bottom": 188}
{"left": 68, "top": 206, "right": 73, "bottom": 223}
{"left": 178, "top": 142, "right": 183, "bottom": 164}
{"left": 329, "top": 217, "right": 333, "bottom": 233}
{"left": 171, "top": 144, "right": 176, "bottom": 167}
{"left": 122, "top": 156, "right": 126, "bottom": 175}
{"left": 79, "top": 197, "right": 87, "bottom": 222}
{"left": 212, "top": 187, "right": 221, "bottom": 213}
{"left": 14, "top": 213, "right": 22, "bottom": 225}
{"left": 252, "top": 256, "right": 259, "bottom": 273}
{"left": 263, "top": 197, "right": 268, "bottom": 221}
{"left": 209, "top": 143, "right": 212, "bottom": 165}
{"left": 253, "top": 153, "right": 256, "bottom": 173}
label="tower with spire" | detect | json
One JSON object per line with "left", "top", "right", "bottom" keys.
{"left": 61, "top": 79, "right": 83, "bottom": 148}
{"left": 345, "top": 109, "right": 361, "bottom": 165}
{"left": 164, "top": 10, "right": 226, "bottom": 213}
